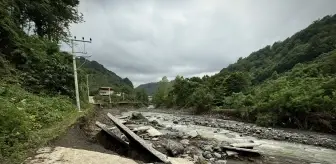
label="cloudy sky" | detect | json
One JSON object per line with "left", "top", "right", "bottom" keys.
{"left": 69, "top": 0, "right": 336, "bottom": 86}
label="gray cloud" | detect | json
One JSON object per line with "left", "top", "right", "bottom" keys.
{"left": 69, "top": 0, "right": 336, "bottom": 86}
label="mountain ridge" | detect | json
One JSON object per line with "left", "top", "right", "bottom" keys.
{"left": 78, "top": 57, "right": 134, "bottom": 94}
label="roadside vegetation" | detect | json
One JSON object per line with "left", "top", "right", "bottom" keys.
{"left": 153, "top": 14, "right": 336, "bottom": 133}
{"left": 0, "top": 84, "right": 83, "bottom": 164}
{"left": 0, "top": 0, "right": 131, "bottom": 163}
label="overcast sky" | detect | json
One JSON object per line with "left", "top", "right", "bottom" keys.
{"left": 69, "top": 0, "right": 336, "bottom": 87}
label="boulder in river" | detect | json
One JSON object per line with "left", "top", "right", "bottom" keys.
{"left": 180, "top": 139, "right": 190, "bottom": 145}
{"left": 130, "top": 112, "right": 147, "bottom": 121}
{"left": 202, "top": 151, "right": 213, "bottom": 159}
{"left": 213, "top": 152, "right": 221, "bottom": 159}
{"left": 164, "top": 140, "right": 185, "bottom": 157}
{"left": 201, "top": 145, "right": 213, "bottom": 152}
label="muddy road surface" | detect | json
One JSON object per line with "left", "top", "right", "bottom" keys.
{"left": 26, "top": 108, "right": 336, "bottom": 164}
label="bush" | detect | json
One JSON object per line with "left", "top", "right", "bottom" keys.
{"left": 0, "top": 84, "right": 80, "bottom": 164}
{"left": 190, "top": 87, "right": 214, "bottom": 114}
{"left": 255, "top": 113, "right": 277, "bottom": 127}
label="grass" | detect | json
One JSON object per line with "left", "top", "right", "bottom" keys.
{"left": 0, "top": 83, "right": 90, "bottom": 164}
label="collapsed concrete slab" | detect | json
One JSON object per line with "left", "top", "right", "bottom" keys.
{"left": 107, "top": 113, "right": 171, "bottom": 163}
{"left": 95, "top": 121, "right": 129, "bottom": 147}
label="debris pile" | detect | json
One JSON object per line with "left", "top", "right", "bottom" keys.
{"left": 95, "top": 112, "right": 262, "bottom": 164}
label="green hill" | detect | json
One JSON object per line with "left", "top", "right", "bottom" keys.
{"left": 153, "top": 14, "right": 336, "bottom": 133}
{"left": 220, "top": 15, "right": 336, "bottom": 84}
{"left": 78, "top": 57, "right": 134, "bottom": 95}
{"left": 136, "top": 82, "right": 160, "bottom": 96}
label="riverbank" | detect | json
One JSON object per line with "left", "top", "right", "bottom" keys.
{"left": 137, "top": 108, "right": 336, "bottom": 150}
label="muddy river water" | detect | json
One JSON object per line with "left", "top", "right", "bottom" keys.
{"left": 121, "top": 111, "right": 336, "bottom": 164}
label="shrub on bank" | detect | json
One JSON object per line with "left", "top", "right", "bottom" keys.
{"left": 0, "top": 84, "right": 82, "bottom": 164}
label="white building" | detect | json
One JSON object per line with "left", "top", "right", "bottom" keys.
{"left": 98, "top": 87, "right": 114, "bottom": 96}
{"left": 148, "top": 96, "right": 152, "bottom": 101}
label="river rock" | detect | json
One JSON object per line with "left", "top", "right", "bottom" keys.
{"left": 213, "top": 152, "right": 221, "bottom": 158}
{"left": 151, "top": 137, "right": 159, "bottom": 141}
{"left": 187, "top": 131, "right": 199, "bottom": 138}
{"left": 182, "top": 135, "right": 189, "bottom": 139}
{"left": 165, "top": 140, "right": 185, "bottom": 157}
{"left": 226, "top": 151, "right": 238, "bottom": 157}
{"left": 215, "top": 160, "right": 227, "bottom": 164}
{"left": 202, "top": 145, "right": 213, "bottom": 151}
{"left": 193, "top": 154, "right": 205, "bottom": 161}
{"left": 202, "top": 151, "right": 212, "bottom": 159}
{"left": 150, "top": 120, "right": 159, "bottom": 125}
{"left": 180, "top": 139, "right": 190, "bottom": 145}
{"left": 213, "top": 146, "right": 221, "bottom": 152}
{"left": 130, "top": 112, "right": 147, "bottom": 120}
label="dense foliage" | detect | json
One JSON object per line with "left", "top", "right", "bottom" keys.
{"left": 153, "top": 15, "right": 336, "bottom": 133}
{"left": 135, "top": 88, "right": 149, "bottom": 106}
{"left": 0, "top": 0, "right": 136, "bottom": 163}
{"left": 0, "top": 84, "right": 80, "bottom": 164}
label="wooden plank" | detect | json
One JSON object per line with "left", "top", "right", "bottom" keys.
{"left": 221, "top": 145, "right": 261, "bottom": 156}
{"left": 107, "top": 113, "right": 170, "bottom": 163}
{"left": 230, "top": 143, "right": 261, "bottom": 149}
{"left": 95, "top": 121, "right": 129, "bottom": 147}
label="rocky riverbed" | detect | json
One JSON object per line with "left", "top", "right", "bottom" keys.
{"left": 137, "top": 108, "right": 336, "bottom": 150}
{"left": 118, "top": 110, "right": 336, "bottom": 164}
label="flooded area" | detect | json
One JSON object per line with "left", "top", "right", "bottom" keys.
{"left": 121, "top": 111, "right": 336, "bottom": 164}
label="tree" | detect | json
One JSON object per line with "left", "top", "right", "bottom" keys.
{"left": 136, "top": 88, "right": 149, "bottom": 105}
{"left": 189, "top": 87, "right": 214, "bottom": 113}
{"left": 153, "top": 76, "right": 170, "bottom": 107}
{"left": 4, "top": 0, "right": 83, "bottom": 41}
{"left": 224, "top": 72, "right": 249, "bottom": 95}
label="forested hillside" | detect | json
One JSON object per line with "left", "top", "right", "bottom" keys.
{"left": 136, "top": 82, "right": 160, "bottom": 95}
{"left": 0, "top": 0, "right": 135, "bottom": 163}
{"left": 153, "top": 14, "right": 336, "bottom": 133}
{"left": 78, "top": 57, "right": 134, "bottom": 95}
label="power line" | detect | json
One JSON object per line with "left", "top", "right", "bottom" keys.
{"left": 70, "top": 36, "right": 92, "bottom": 111}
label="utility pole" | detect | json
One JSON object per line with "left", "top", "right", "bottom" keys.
{"left": 86, "top": 74, "right": 90, "bottom": 102}
{"left": 70, "top": 36, "right": 92, "bottom": 111}
{"left": 108, "top": 87, "right": 112, "bottom": 104}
